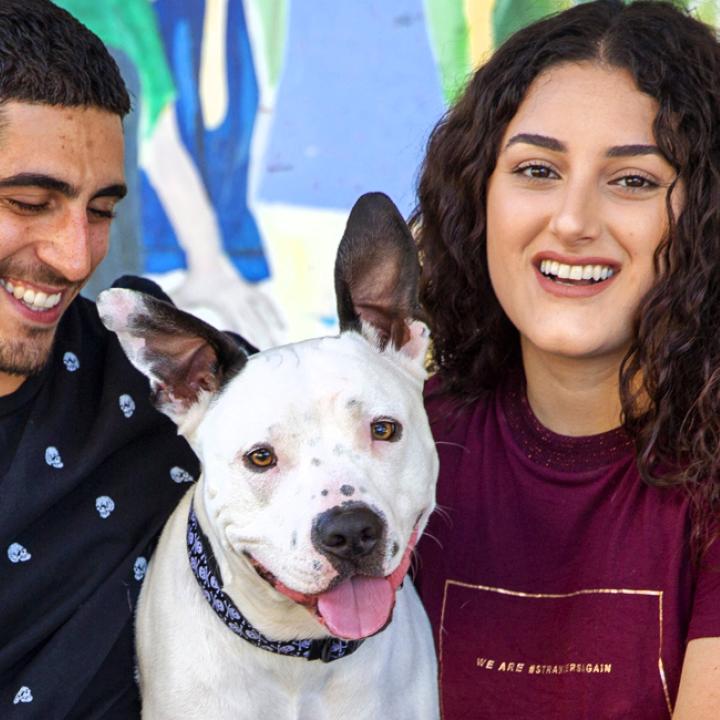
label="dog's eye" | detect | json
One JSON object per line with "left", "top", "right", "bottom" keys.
{"left": 371, "top": 419, "right": 401, "bottom": 442}
{"left": 244, "top": 447, "right": 277, "bottom": 470}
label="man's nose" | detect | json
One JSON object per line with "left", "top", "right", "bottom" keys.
{"left": 35, "top": 209, "right": 93, "bottom": 283}
{"left": 548, "top": 178, "right": 601, "bottom": 246}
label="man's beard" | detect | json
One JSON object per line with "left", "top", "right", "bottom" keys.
{"left": 0, "top": 326, "right": 56, "bottom": 377}
{"left": 0, "top": 258, "right": 75, "bottom": 378}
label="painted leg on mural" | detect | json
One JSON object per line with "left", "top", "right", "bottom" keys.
{"left": 140, "top": 104, "right": 285, "bottom": 349}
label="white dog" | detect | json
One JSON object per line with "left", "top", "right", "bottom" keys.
{"left": 98, "top": 193, "right": 439, "bottom": 720}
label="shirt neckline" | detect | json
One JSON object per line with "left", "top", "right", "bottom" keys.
{"left": 500, "top": 371, "right": 633, "bottom": 473}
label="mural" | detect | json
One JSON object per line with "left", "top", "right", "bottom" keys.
{"left": 59, "top": 0, "right": 719, "bottom": 347}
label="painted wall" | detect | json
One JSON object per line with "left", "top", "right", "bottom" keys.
{"left": 60, "top": 0, "right": 719, "bottom": 347}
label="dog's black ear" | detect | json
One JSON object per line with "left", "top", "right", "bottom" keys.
{"left": 334, "top": 192, "right": 423, "bottom": 351}
{"left": 97, "top": 288, "right": 247, "bottom": 434}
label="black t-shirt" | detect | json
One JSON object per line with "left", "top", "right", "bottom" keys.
{"left": 0, "top": 277, "right": 201, "bottom": 719}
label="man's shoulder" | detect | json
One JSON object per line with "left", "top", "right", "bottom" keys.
{"left": 52, "top": 276, "right": 170, "bottom": 383}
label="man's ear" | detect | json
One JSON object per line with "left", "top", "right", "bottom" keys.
{"left": 97, "top": 288, "right": 247, "bottom": 434}
{"left": 334, "top": 192, "right": 425, "bottom": 353}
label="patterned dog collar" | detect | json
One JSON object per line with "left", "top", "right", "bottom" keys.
{"left": 186, "top": 501, "right": 364, "bottom": 663}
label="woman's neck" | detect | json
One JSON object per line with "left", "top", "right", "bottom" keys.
{"left": 521, "top": 340, "right": 625, "bottom": 437}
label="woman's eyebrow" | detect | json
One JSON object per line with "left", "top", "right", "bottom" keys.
{"left": 605, "top": 144, "right": 662, "bottom": 158}
{"left": 505, "top": 133, "right": 662, "bottom": 159}
{"left": 505, "top": 133, "right": 565, "bottom": 152}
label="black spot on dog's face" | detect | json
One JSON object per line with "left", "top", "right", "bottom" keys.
{"left": 311, "top": 458, "right": 321, "bottom": 467}
{"left": 291, "top": 531, "right": 297, "bottom": 548}
{"left": 340, "top": 484, "right": 355, "bottom": 497}
{"left": 391, "top": 542, "right": 400, "bottom": 557}
{"left": 321, "top": 489, "right": 329, "bottom": 497}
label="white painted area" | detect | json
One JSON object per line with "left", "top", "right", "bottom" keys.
{"left": 254, "top": 201, "right": 349, "bottom": 342}
{"left": 140, "top": 106, "right": 224, "bottom": 269}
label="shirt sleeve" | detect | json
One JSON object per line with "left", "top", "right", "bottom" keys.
{"left": 687, "top": 535, "right": 720, "bottom": 641}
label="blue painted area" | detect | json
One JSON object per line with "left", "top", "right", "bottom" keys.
{"left": 145, "top": 0, "right": 268, "bottom": 280}
{"left": 172, "top": 20, "right": 199, "bottom": 152}
{"left": 140, "top": 171, "right": 188, "bottom": 273}
{"left": 318, "top": 315, "right": 337, "bottom": 328}
{"left": 258, "top": 0, "right": 445, "bottom": 217}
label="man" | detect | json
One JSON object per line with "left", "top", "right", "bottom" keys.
{"left": 0, "top": 1, "right": 201, "bottom": 716}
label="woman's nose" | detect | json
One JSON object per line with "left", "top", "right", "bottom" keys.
{"left": 548, "top": 178, "right": 601, "bottom": 246}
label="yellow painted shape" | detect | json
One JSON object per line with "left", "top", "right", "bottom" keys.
{"left": 465, "top": 0, "right": 495, "bottom": 68}
{"left": 200, "top": 0, "right": 230, "bottom": 131}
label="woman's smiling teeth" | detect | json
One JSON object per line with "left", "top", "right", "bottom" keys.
{"left": 0, "top": 279, "right": 62, "bottom": 311}
{"left": 539, "top": 259, "right": 615, "bottom": 285}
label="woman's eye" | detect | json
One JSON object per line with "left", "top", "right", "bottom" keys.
{"left": 244, "top": 447, "right": 277, "bottom": 470}
{"left": 516, "top": 164, "right": 557, "bottom": 180}
{"left": 371, "top": 419, "right": 402, "bottom": 442}
{"left": 613, "top": 175, "right": 657, "bottom": 190}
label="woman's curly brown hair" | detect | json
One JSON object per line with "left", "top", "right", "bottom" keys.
{"left": 411, "top": 0, "right": 720, "bottom": 557}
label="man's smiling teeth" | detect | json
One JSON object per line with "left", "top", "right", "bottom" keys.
{"left": 539, "top": 259, "right": 614, "bottom": 283}
{"left": 0, "top": 279, "right": 62, "bottom": 311}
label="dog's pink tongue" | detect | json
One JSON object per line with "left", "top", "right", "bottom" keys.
{"left": 317, "top": 576, "right": 394, "bottom": 640}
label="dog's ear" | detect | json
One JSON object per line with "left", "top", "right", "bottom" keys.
{"left": 334, "top": 192, "right": 427, "bottom": 361}
{"left": 97, "top": 288, "right": 247, "bottom": 434}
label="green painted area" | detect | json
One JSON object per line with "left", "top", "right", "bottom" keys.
{"left": 695, "top": 0, "right": 719, "bottom": 26}
{"left": 251, "top": 0, "right": 289, "bottom": 90}
{"left": 423, "top": 0, "right": 472, "bottom": 104}
{"left": 493, "top": 0, "right": 571, "bottom": 47}
{"left": 55, "top": 0, "right": 175, "bottom": 137}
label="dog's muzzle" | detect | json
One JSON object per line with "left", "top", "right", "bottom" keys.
{"left": 312, "top": 502, "right": 386, "bottom": 568}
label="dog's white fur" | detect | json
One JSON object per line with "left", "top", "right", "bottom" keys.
{"left": 100, "top": 289, "right": 440, "bottom": 719}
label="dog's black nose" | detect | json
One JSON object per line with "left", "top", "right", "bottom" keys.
{"left": 313, "top": 505, "right": 384, "bottom": 560}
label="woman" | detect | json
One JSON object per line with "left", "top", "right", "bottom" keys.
{"left": 412, "top": 1, "right": 720, "bottom": 717}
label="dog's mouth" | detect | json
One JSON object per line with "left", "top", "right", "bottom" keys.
{"left": 245, "top": 529, "right": 418, "bottom": 642}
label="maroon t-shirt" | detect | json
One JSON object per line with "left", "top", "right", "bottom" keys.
{"left": 415, "top": 374, "right": 720, "bottom": 719}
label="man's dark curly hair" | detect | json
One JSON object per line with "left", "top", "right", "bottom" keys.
{"left": 0, "top": 0, "right": 130, "bottom": 115}
{"left": 412, "top": 0, "right": 720, "bottom": 556}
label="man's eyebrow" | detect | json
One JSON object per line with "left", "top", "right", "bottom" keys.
{"left": 92, "top": 184, "right": 127, "bottom": 201}
{"left": 505, "top": 133, "right": 567, "bottom": 152}
{"left": 0, "top": 174, "right": 127, "bottom": 202}
{"left": 0, "top": 173, "right": 77, "bottom": 197}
